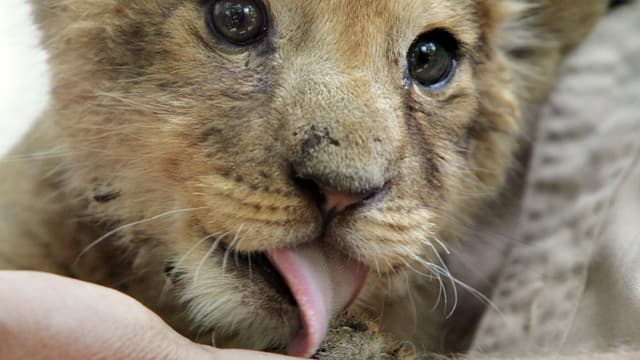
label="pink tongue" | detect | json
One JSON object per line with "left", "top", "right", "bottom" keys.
{"left": 267, "top": 243, "right": 368, "bottom": 358}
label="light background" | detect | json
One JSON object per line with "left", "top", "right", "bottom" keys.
{"left": 0, "top": 0, "right": 49, "bottom": 155}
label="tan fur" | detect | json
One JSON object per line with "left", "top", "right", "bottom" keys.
{"left": 0, "top": 0, "right": 607, "bottom": 356}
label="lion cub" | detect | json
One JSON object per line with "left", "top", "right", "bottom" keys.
{"left": 0, "top": 0, "right": 607, "bottom": 358}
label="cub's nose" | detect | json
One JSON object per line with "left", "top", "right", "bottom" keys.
{"left": 294, "top": 175, "right": 383, "bottom": 215}
{"left": 322, "top": 191, "right": 377, "bottom": 214}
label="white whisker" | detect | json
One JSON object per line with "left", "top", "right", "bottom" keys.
{"left": 157, "top": 276, "right": 174, "bottom": 307}
{"left": 409, "top": 239, "right": 500, "bottom": 319}
{"left": 194, "top": 233, "right": 226, "bottom": 284}
{"left": 76, "top": 207, "right": 209, "bottom": 262}
{"left": 233, "top": 225, "right": 252, "bottom": 267}
{"left": 427, "top": 241, "right": 459, "bottom": 318}
{"left": 174, "top": 231, "right": 222, "bottom": 270}
{"left": 247, "top": 252, "right": 254, "bottom": 282}
{"left": 1, "top": 147, "right": 71, "bottom": 163}
{"left": 403, "top": 270, "right": 419, "bottom": 333}
{"left": 222, "top": 224, "right": 244, "bottom": 274}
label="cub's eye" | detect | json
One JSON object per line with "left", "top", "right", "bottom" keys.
{"left": 205, "top": 0, "right": 268, "bottom": 45}
{"left": 407, "top": 30, "right": 458, "bottom": 89}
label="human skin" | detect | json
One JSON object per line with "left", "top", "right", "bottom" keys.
{"left": 0, "top": 271, "right": 294, "bottom": 360}
{"left": 0, "top": 271, "right": 637, "bottom": 360}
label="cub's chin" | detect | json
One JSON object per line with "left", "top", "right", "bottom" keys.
{"left": 163, "top": 228, "right": 371, "bottom": 357}
{"left": 166, "top": 246, "right": 301, "bottom": 352}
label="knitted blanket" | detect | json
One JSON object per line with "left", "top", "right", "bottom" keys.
{"left": 472, "top": 5, "right": 640, "bottom": 355}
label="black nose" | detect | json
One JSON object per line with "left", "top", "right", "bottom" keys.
{"left": 293, "top": 174, "right": 383, "bottom": 215}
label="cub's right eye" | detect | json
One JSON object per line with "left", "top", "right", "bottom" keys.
{"left": 205, "top": 0, "right": 269, "bottom": 46}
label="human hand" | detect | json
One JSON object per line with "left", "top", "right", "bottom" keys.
{"left": 0, "top": 271, "right": 297, "bottom": 360}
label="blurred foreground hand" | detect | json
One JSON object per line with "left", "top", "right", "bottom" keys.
{"left": 0, "top": 271, "right": 296, "bottom": 360}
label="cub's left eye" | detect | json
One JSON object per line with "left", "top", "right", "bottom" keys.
{"left": 205, "top": 0, "right": 268, "bottom": 45}
{"left": 407, "top": 30, "right": 459, "bottom": 90}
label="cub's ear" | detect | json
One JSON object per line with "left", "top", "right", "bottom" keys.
{"left": 492, "top": 0, "right": 609, "bottom": 110}
{"left": 29, "top": 0, "right": 64, "bottom": 34}
{"left": 521, "top": 0, "right": 609, "bottom": 54}
{"left": 29, "top": 0, "right": 81, "bottom": 48}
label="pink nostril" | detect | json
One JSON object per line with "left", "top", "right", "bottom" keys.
{"left": 291, "top": 172, "right": 386, "bottom": 215}
{"left": 322, "top": 190, "right": 376, "bottom": 214}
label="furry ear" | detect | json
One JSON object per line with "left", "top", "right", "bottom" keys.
{"left": 519, "top": 0, "right": 609, "bottom": 54}
{"left": 29, "top": 0, "right": 85, "bottom": 50}
{"left": 497, "top": 0, "right": 609, "bottom": 117}
{"left": 29, "top": 0, "right": 65, "bottom": 35}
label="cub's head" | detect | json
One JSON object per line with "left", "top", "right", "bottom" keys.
{"left": 31, "top": 0, "right": 606, "bottom": 356}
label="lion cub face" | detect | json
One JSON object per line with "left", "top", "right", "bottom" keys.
{"left": 31, "top": 0, "right": 605, "bottom": 354}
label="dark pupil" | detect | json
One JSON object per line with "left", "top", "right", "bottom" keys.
{"left": 410, "top": 40, "right": 452, "bottom": 85}
{"left": 213, "top": 0, "right": 264, "bottom": 43}
{"left": 222, "top": 4, "right": 247, "bottom": 29}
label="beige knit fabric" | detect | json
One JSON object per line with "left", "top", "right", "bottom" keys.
{"left": 472, "top": 5, "right": 640, "bottom": 355}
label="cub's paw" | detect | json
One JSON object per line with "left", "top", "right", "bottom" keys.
{"left": 313, "top": 315, "right": 423, "bottom": 360}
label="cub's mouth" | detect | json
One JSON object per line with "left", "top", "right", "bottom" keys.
{"left": 240, "top": 252, "right": 298, "bottom": 306}
{"left": 223, "top": 242, "right": 369, "bottom": 357}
